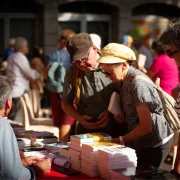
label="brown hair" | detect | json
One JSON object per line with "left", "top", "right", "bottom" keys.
{"left": 59, "top": 29, "right": 76, "bottom": 44}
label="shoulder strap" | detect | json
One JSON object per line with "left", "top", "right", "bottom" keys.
{"left": 73, "top": 67, "right": 83, "bottom": 109}
{"left": 56, "top": 50, "right": 61, "bottom": 63}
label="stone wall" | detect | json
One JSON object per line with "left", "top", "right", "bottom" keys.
{"left": 38, "top": 0, "right": 180, "bottom": 54}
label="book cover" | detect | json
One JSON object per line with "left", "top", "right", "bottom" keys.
{"left": 71, "top": 132, "right": 111, "bottom": 143}
{"left": 108, "top": 92, "right": 122, "bottom": 115}
{"left": 86, "top": 132, "right": 112, "bottom": 142}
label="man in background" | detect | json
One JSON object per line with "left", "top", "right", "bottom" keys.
{"left": 7, "top": 37, "right": 39, "bottom": 122}
{"left": 3, "top": 38, "right": 16, "bottom": 60}
{"left": 139, "top": 35, "right": 154, "bottom": 70}
{"left": 121, "top": 35, "right": 133, "bottom": 48}
{"left": 47, "top": 29, "right": 76, "bottom": 142}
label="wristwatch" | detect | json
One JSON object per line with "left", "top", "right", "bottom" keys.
{"left": 119, "top": 136, "right": 124, "bottom": 143}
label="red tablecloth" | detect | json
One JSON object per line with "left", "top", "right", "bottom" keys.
{"left": 38, "top": 166, "right": 102, "bottom": 180}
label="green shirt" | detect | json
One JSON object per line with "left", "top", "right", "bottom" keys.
{"left": 62, "top": 65, "right": 116, "bottom": 119}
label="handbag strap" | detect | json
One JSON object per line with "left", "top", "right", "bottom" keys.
{"left": 56, "top": 50, "right": 61, "bottom": 62}
{"left": 73, "top": 67, "right": 83, "bottom": 109}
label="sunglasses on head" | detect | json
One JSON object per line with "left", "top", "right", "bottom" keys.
{"left": 166, "top": 49, "right": 180, "bottom": 58}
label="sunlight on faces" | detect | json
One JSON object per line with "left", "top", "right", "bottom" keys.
{"left": 100, "top": 63, "right": 129, "bottom": 82}
{"left": 76, "top": 46, "right": 98, "bottom": 72}
{"left": 167, "top": 44, "right": 180, "bottom": 66}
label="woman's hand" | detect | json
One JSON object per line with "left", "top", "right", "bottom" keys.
{"left": 114, "top": 112, "right": 125, "bottom": 124}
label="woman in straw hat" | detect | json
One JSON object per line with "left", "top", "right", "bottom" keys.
{"left": 98, "top": 43, "right": 173, "bottom": 168}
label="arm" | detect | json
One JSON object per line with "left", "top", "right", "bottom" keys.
{"left": 17, "top": 56, "right": 39, "bottom": 81}
{"left": 174, "top": 133, "right": 180, "bottom": 173}
{"left": 147, "top": 57, "right": 160, "bottom": 80}
{"left": 122, "top": 103, "right": 152, "bottom": 142}
{"left": 62, "top": 68, "right": 92, "bottom": 124}
{"left": 113, "top": 80, "right": 155, "bottom": 143}
{"left": 62, "top": 67, "right": 111, "bottom": 129}
{"left": 147, "top": 70, "right": 156, "bottom": 79}
{"left": 62, "top": 101, "right": 82, "bottom": 120}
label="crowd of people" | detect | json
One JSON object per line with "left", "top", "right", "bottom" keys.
{"left": 0, "top": 19, "right": 180, "bottom": 179}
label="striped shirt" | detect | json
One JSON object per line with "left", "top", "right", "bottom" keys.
{"left": 175, "top": 87, "right": 180, "bottom": 118}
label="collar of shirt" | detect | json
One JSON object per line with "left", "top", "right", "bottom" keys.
{"left": 123, "top": 66, "right": 136, "bottom": 83}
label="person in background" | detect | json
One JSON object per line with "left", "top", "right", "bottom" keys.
{"left": 161, "top": 21, "right": 180, "bottom": 175}
{"left": 30, "top": 45, "right": 45, "bottom": 96}
{"left": 90, "top": 33, "right": 102, "bottom": 50}
{"left": 139, "top": 35, "right": 154, "bottom": 70}
{"left": 98, "top": 43, "right": 173, "bottom": 168}
{"left": 0, "top": 38, "right": 16, "bottom": 75}
{"left": 3, "top": 38, "right": 16, "bottom": 60}
{"left": 7, "top": 37, "right": 39, "bottom": 122}
{"left": 0, "top": 76, "right": 51, "bottom": 179}
{"left": 121, "top": 35, "right": 133, "bottom": 48}
{"left": 147, "top": 40, "right": 179, "bottom": 96}
{"left": 47, "top": 29, "right": 76, "bottom": 142}
{"left": 62, "top": 33, "right": 127, "bottom": 137}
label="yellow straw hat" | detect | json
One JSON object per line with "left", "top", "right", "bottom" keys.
{"left": 98, "top": 43, "right": 136, "bottom": 64}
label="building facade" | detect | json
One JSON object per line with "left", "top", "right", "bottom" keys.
{"left": 0, "top": 0, "right": 180, "bottom": 55}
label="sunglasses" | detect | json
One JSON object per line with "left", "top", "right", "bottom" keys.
{"left": 102, "top": 70, "right": 112, "bottom": 76}
{"left": 166, "top": 49, "right": 180, "bottom": 58}
{"left": 101, "top": 66, "right": 118, "bottom": 76}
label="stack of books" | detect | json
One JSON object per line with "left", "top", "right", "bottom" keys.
{"left": 69, "top": 147, "right": 81, "bottom": 171}
{"left": 110, "top": 167, "right": 136, "bottom": 180}
{"left": 17, "top": 138, "right": 31, "bottom": 149}
{"left": 81, "top": 142, "right": 122, "bottom": 177}
{"left": 98, "top": 147, "right": 137, "bottom": 179}
{"left": 69, "top": 132, "right": 112, "bottom": 171}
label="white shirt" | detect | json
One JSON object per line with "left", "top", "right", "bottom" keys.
{"left": 7, "top": 52, "right": 39, "bottom": 98}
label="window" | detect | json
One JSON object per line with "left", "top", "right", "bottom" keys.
{"left": 10, "top": 18, "right": 35, "bottom": 46}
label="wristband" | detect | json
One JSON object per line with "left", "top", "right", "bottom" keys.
{"left": 119, "top": 136, "right": 124, "bottom": 143}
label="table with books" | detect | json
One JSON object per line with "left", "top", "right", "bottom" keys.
{"left": 12, "top": 123, "right": 138, "bottom": 180}
{"left": 38, "top": 167, "right": 103, "bottom": 180}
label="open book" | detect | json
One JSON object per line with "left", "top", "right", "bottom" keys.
{"left": 108, "top": 92, "right": 122, "bottom": 115}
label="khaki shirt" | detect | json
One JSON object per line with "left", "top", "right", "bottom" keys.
{"left": 62, "top": 65, "right": 116, "bottom": 119}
